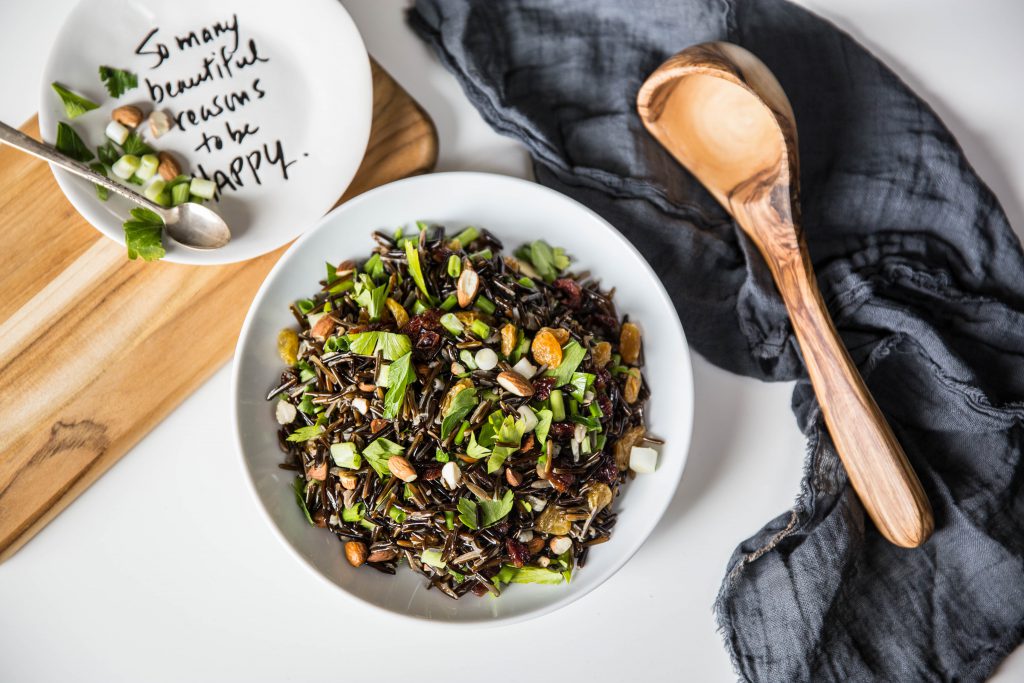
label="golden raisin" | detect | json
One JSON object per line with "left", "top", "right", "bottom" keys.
{"left": 619, "top": 322, "right": 642, "bottom": 365}
{"left": 385, "top": 297, "right": 409, "bottom": 328}
{"left": 535, "top": 506, "right": 572, "bottom": 535}
{"left": 500, "top": 323, "right": 517, "bottom": 357}
{"left": 277, "top": 328, "right": 299, "bottom": 366}
{"left": 549, "top": 327, "right": 571, "bottom": 344}
{"left": 531, "top": 328, "right": 564, "bottom": 368}
{"left": 592, "top": 341, "right": 612, "bottom": 369}
{"left": 623, "top": 368, "right": 642, "bottom": 404}
{"left": 613, "top": 425, "right": 645, "bottom": 470}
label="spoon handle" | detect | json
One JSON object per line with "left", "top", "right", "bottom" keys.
{"left": 771, "top": 246, "right": 934, "bottom": 547}
{"left": 0, "top": 121, "right": 165, "bottom": 214}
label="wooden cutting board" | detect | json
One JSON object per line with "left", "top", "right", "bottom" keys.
{"left": 0, "top": 60, "right": 438, "bottom": 563}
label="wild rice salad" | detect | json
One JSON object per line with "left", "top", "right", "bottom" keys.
{"left": 268, "top": 223, "right": 659, "bottom": 598}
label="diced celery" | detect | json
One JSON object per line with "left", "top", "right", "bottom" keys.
{"left": 470, "top": 319, "right": 490, "bottom": 339}
{"left": 440, "top": 294, "right": 458, "bottom": 311}
{"left": 421, "top": 548, "right": 446, "bottom": 568}
{"left": 105, "top": 120, "right": 129, "bottom": 145}
{"left": 474, "top": 297, "right": 496, "bottom": 315}
{"left": 170, "top": 181, "right": 190, "bottom": 206}
{"left": 440, "top": 312, "right": 464, "bottom": 336}
{"left": 447, "top": 254, "right": 462, "bottom": 278}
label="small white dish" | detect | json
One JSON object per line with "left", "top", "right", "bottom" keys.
{"left": 232, "top": 172, "right": 694, "bottom": 624}
{"left": 39, "top": 0, "right": 372, "bottom": 265}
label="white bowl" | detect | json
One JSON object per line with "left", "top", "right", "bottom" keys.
{"left": 232, "top": 172, "right": 693, "bottom": 624}
{"left": 40, "top": 0, "right": 372, "bottom": 265}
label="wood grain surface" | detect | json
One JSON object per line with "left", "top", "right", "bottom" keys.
{"left": 638, "top": 42, "right": 933, "bottom": 548}
{"left": 0, "top": 60, "right": 437, "bottom": 563}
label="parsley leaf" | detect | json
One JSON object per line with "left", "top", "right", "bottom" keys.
{"left": 362, "top": 437, "right": 404, "bottom": 477}
{"left": 98, "top": 65, "right": 138, "bottom": 98}
{"left": 352, "top": 274, "right": 389, "bottom": 321}
{"left": 545, "top": 340, "right": 587, "bottom": 387}
{"left": 51, "top": 83, "right": 98, "bottom": 119}
{"left": 292, "top": 477, "right": 314, "bottom": 526}
{"left": 55, "top": 122, "right": 94, "bottom": 162}
{"left": 440, "top": 387, "right": 478, "bottom": 440}
{"left": 89, "top": 163, "right": 109, "bottom": 201}
{"left": 435, "top": 448, "right": 450, "bottom": 463}
{"left": 477, "top": 489, "right": 515, "bottom": 527}
{"left": 457, "top": 497, "right": 478, "bottom": 529}
{"left": 404, "top": 240, "right": 432, "bottom": 300}
{"left": 534, "top": 408, "right": 553, "bottom": 447}
{"left": 494, "top": 565, "right": 565, "bottom": 587}
{"left": 569, "top": 372, "right": 595, "bottom": 402}
{"left": 516, "top": 241, "right": 571, "bottom": 282}
{"left": 466, "top": 431, "right": 491, "bottom": 459}
{"left": 486, "top": 415, "right": 525, "bottom": 473}
{"left": 382, "top": 352, "right": 414, "bottom": 419}
{"left": 363, "top": 252, "right": 385, "bottom": 281}
{"left": 120, "top": 132, "right": 153, "bottom": 156}
{"left": 286, "top": 423, "right": 325, "bottom": 442}
{"left": 345, "top": 331, "right": 411, "bottom": 361}
{"left": 122, "top": 207, "right": 165, "bottom": 261}
{"left": 96, "top": 141, "right": 120, "bottom": 166}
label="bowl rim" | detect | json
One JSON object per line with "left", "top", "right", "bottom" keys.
{"left": 230, "top": 171, "right": 694, "bottom": 626}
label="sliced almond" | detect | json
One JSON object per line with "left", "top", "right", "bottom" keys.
{"left": 457, "top": 266, "right": 480, "bottom": 308}
{"left": 387, "top": 456, "right": 418, "bottom": 482}
{"left": 351, "top": 396, "right": 369, "bottom": 415}
{"left": 441, "top": 461, "right": 462, "bottom": 489}
{"left": 157, "top": 151, "right": 182, "bottom": 181}
{"left": 370, "top": 418, "right": 389, "bottom": 434}
{"left": 148, "top": 110, "right": 172, "bottom": 138}
{"left": 305, "top": 461, "right": 327, "bottom": 481}
{"left": 549, "top": 536, "right": 572, "bottom": 555}
{"left": 496, "top": 370, "right": 534, "bottom": 397}
{"left": 505, "top": 467, "right": 523, "bottom": 487}
{"left": 111, "top": 105, "right": 143, "bottom": 128}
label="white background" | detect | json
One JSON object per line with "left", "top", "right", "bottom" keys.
{"left": 1, "top": 1, "right": 1022, "bottom": 681}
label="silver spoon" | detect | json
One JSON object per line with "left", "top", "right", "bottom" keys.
{"left": 0, "top": 121, "right": 230, "bottom": 250}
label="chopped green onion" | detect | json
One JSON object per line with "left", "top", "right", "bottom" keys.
{"left": 470, "top": 319, "right": 490, "bottom": 339}
{"left": 111, "top": 154, "right": 140, "bottom": 179}
{"left": 549, "top": 389, "right": 566, "bottom": 421}
{"left": 142, "top": 178, "right": 166, "bottom": 203}
{"left": 421, "top": 548, "right": 446, "bottom": 569}
{"left": 388, "top": 506, "right": 407, "bottom": 523}
{"left": 454, "top": 420, "right": 470, "bottom": 445}
{"left": 440, "top": 312, "right": 464, "bottom": 336}
{"left": 296, "top": 299, "right": 316, "bottom": 315}
{"left": 135, "top": 154, "right": 159, "bottom": 182}
{"left": 447, "top": 254, "right": 462, "bottom": 278}
{"left": 440, "top": 294, "right": 459, "bottom": 311}
{"left": 594, "top": 434, "right": 607, "bottom": 451}
{"left": 404, "top": 240, "right": 431, "bottom": 299}
{"left": 105, "top": 120, "right": 130, "bottom": 145}
{"left": 474, "top": 296, "right": 496, "bottom": 315}
{"left": 329, "top": 279, "right": 355, "bottom": 294}
{"left": 411, "top": 299, "right": 429, "bottom": 315}
{"left": 342, "top": 503, "right": 364, "bottom": 523}
{"left": 517, "top": 276, "right": 536, "bottom": 289}
{"left": 452, "top": 226, "right": 479, "bottom": 246}
{"left": 444, "top": 511, "right": 455, "bottom": 530}
{"left": 459, "top": 349, "right": 477, "bottom": 370}
{"left": 190, "top": 177, "right": 216, "bottom": 200}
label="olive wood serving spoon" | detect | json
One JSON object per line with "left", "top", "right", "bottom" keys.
{"left": 637, "top": 42, "right": 933, "bottom": 547}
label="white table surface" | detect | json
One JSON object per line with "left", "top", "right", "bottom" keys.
{"left": 1, "top": 1, "right": 1021, "bottom": 681}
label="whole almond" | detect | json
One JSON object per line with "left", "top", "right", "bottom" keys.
{"left": 344, "top": 541, "right": 368, "bottom": 567}
{"left": 387, "top": 455, "right": 418, "bottom": 482}
{"left": 111, "top": 105, "right": 143, "bottom": 128}
{"left": 367, "top": 549, "right": 398, "bottom": 563}
{"left": 157, "top": 151, "right": 182, "bottom": 181}
{"left": 310, "top": 314, "right": 336, "bottom": 340}
{"left": 496, "top": 370, "right": 534, "bottom": 397}
{"left": 457, "top": 266, "right": 479, "bottom": 308}
{"left": 526, "top": 537, "right": 545, "bottom": 555}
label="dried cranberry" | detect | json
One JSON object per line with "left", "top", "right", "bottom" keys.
{"left": 594, "top": 368, "right": 611, "bottom": 391}
{"left": 595, "top": 455, "right": 619, "bottom": 484}
{"left": 491, "top": 520, "right": 510, "bottom": 537}
{"left": 553, "top": 278, "right": 583, "bottom": 309}
{"left": 471, "top": 583, "right": 491, "bottom": 597}
{"left": 506, "top": 538, "right": 529, "bottom": 568}
{"left": 548, "top": 421, "right": 575, "bottom": 441}
{"left": 414, "top": 330, "right": 442, "bottom": 358}
{"left": 402, "top": 309, "right": 441, "bottom": 336}
{"left": 548, "top": 471, "right": 575, "bottom": 493}
{"left": 598, "top": 393, "right": 614, "bottom": 419}
{"left": 592, "top": 313, "right": 620, "bottom": 333}
{"left": 532, "top": 376, "right": 557, "bottom": 401}
{"left": 421, "top": 464, "right": 443, "bottom": 481}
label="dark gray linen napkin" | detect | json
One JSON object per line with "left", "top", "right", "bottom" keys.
{"left": 408, "top": 0, "right": 1024, "bottom": 681}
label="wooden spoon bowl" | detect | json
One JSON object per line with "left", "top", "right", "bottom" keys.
{"left": 637, "top": 42, "right": 933, "bottom": 548}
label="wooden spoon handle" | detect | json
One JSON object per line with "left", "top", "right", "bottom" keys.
{"left": 772, "top": 248, "right": 934, "bottom": 547}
